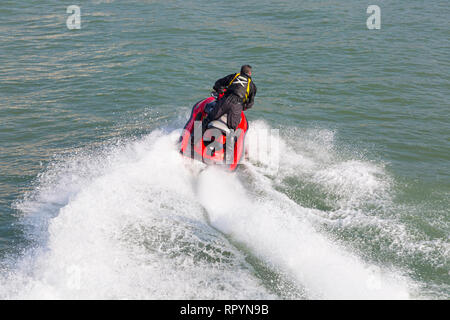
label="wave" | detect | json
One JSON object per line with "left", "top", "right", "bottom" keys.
{"left": 0, "top": 121, "right": 429, "bottom": 299}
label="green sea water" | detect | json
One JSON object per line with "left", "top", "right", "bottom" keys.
{"left": 0, "top": 0, "right": 448, "bottom": 299}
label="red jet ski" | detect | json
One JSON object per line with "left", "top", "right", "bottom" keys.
{"left": 180, "top": 92, "right": 248, "bottom": 171}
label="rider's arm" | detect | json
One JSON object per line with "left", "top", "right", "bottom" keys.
{"left": 213, "top": 73, "right": 236, "bottom": 93}
{"left": 243, "top": 83, "right": 257, "bottom": 110}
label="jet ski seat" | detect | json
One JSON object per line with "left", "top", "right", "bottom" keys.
{"left": 207, "top": 114, "right": 231, "bottom": 134}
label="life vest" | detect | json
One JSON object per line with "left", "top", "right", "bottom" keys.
{"left": 226, "top": 73, "right": 252, "bottom": 103}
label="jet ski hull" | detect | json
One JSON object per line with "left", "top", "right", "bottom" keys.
{"left": 180, "top": 96, "right": 248, "bottom": 171}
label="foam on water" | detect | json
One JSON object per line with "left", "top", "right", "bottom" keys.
{"left": 198, "top": 168, "right": 411, "bottom": 299}
{"left": 0, "top": 122, "right": 426, "bottom": 299}
{"left": 0, "top": 131, "right": 272, "bottom": 299}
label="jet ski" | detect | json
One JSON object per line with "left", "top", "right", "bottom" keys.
{"left": 179, "top": 92, "right": 248, "bottom": 171}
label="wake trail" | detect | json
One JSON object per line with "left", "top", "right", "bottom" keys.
{"left": 0, "top": 121, "right": 426, "bottom": 299}
{"left": 197, "top": 165, "right": 412, "bottom": 299}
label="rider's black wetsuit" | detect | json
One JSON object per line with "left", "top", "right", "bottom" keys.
{"left": 206, "top": 73, "right": 257, "bottom": 130}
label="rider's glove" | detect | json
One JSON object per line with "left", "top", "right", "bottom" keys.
{"left": 216, "top": 87, "right": 225, "bottom": 94}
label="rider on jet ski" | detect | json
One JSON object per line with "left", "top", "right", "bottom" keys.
{"left": 205, "top": 65, "right": 257, "bottom": 131}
